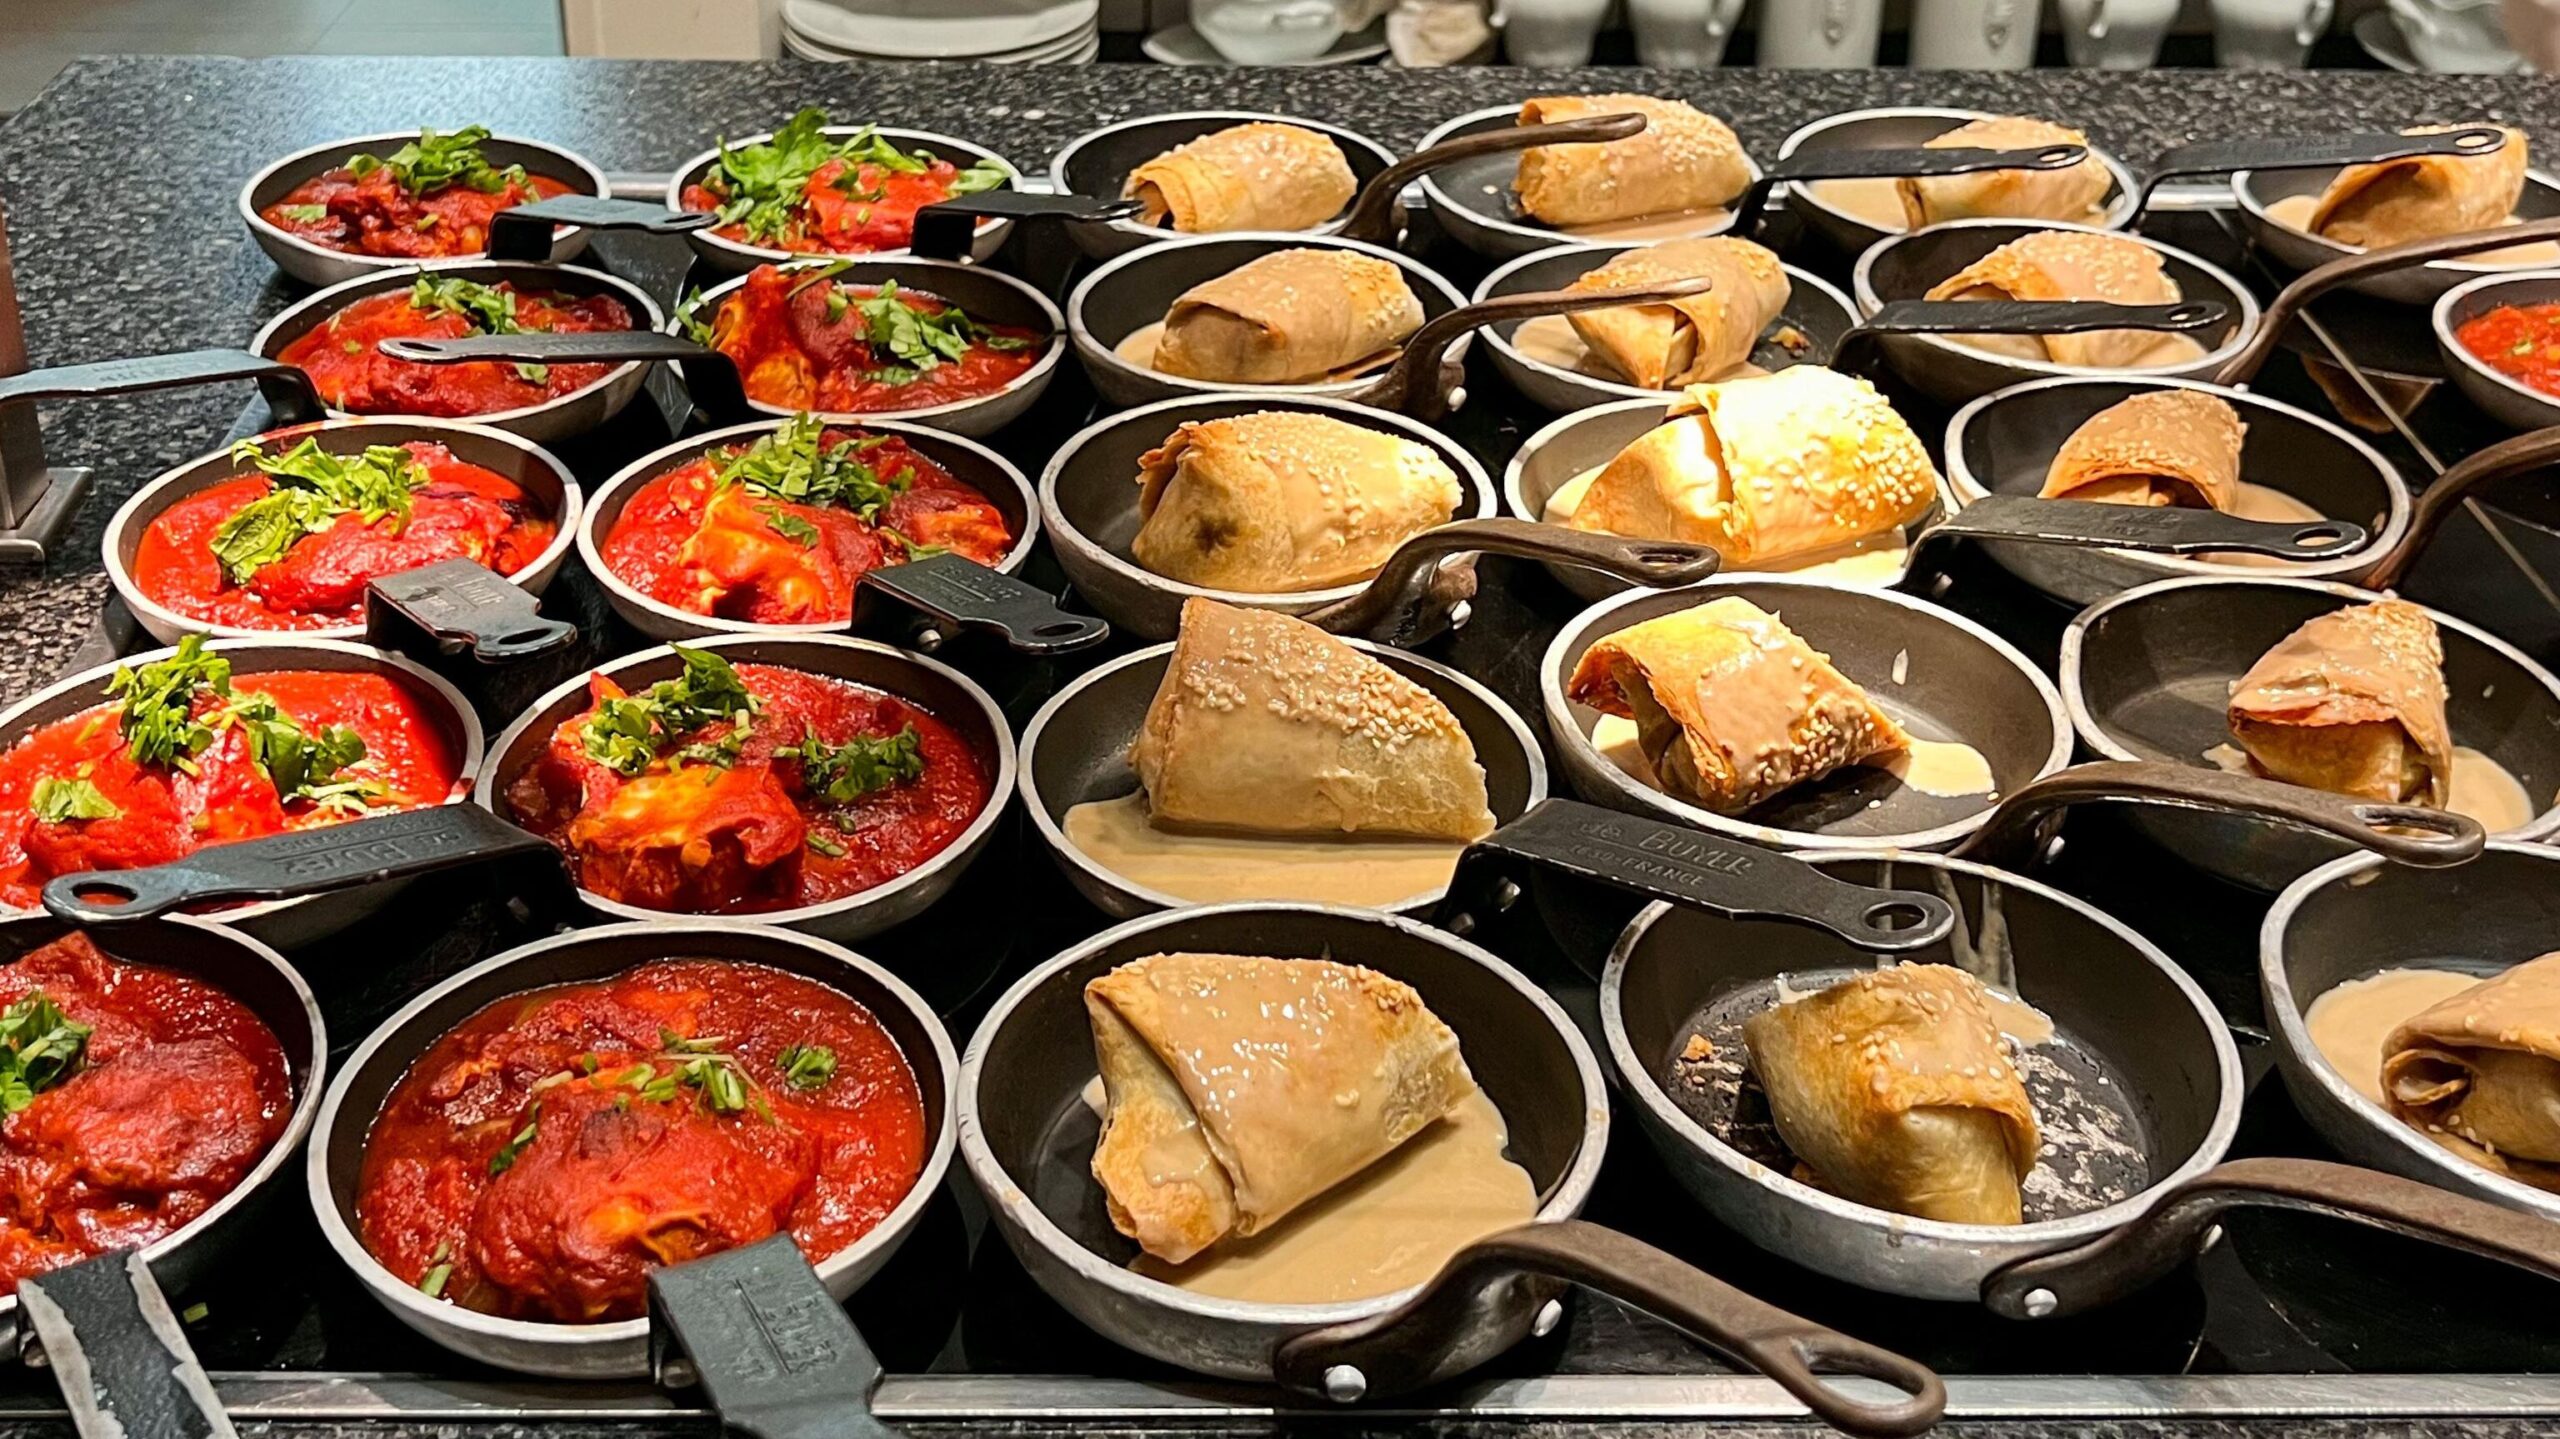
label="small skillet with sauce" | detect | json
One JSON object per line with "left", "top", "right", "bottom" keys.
{"left": 668, "top": 108, "right": 1020, "bottom": 272}
{"left": 242, "top": 126, "right": 609, "bottom": 287}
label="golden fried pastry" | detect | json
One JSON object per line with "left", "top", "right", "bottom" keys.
{"left": 2228, "top": 598, "right": 2453, "bottom": 807}
{"left": 2039, "top": 389, "right": 2245, "bottom": 510}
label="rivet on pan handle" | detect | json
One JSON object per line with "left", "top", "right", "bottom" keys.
{"left": 1981, "top": 1156, "right": 2560, "bottom": 1321}
{"left": 20, "top": 1249, "right": 233, "bottom": 1439}
{"left": 1274, "top": 1220, "right": 1946, "bottom": 1438}
{"left": 857, "top": 551, "right": 1109, "bottom": 657}
{"left": 0, "top": 348, "right": 327, "bottom": 429}
{"left": 909, "top": 191, "right": 1145, "bottom": 263}
{"left": 648, "top": 1232, "right": 902, "bottom": 1439}
{"left": 1912, "top": 493, "right": 2365, "bottom": 570}
{"left": 1432, "top": 798, "right": 1956, "bottom": 954}
{"left": 1826, "top": 299, "right": 2228, "bottom": 381}
{"left": 484, "top": 194, "right": 717, "bottom": 263}
{"left": 2360, "top": 423, "right": 2560, "bottom": 592}
{"left": 1335, "top": 111, "right": 1650, "bottom": 247}
{"left": 1736, "top": 143, "right": 2087, "bottom": 237}
{"left": 2127, "top": 126, "right": 2507, "bottom": 220}
{"left": 1301, "top": 518, "right": 1721, "bottom": 646}
{"left": 365, "top": 557, "right": 577, "bottom": 663}
{"left": 1949, "top": 760, "right": 2485, "bottom": 872}
{"left": 2214, "top": 215, "right": 2560, "bottom": 386}
{"left": 380, "top": 331, "right": 754, "bottom": 426}
{"left": 1353, "top": 277, "right": 1714, "bottom": 423}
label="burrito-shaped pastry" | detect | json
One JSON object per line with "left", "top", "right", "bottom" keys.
{"left": 1563, "top": 237, "right": 1790, "bottom": 389}
{"left": 2381, "top": 952, "right": 2560, "bottom": 1190}
{"left": 1566, "top": 366, "right": 1940, "bottom": 567}
{"left": 1087, "top": 952, "right": 1477, "bottom": 1263}
{"left": 1744, "top": 964, "right": 2041, "bottom": 1225}
{"left": 1922, "top": 229, "right": 2202, "bottom": 370}
{"left": 1511, "top": 94, "right": 1752, "bottom": 228}
{"left": 1124, "top": 122, "right": 1359, "bottom": 234}
{"left": 2038, "top": 389, "right": 2245, "bottom": 509}
{"left": 1131, "top": 598, "right": 1497, "bottom": 841}
{"left": 1896, "top": 115, "right": 2115, "bottom": 230}
{"left": 1132, "top": 410, "right": 1463, "bottom": 592}
{"left": 2227, "top": 598, "right": 2453, "bottom": 807}
{"left": 1566, "top": 596, "right": 1910, "bottom": 814}
{"left": 2306, "top": 124, "right": 2529, "bottom": 249}
{"left": 1152, "top": 248, "right": 1424, "bottom": 385}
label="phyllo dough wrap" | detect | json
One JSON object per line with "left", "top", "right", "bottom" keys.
{"left": 1087, "top": 952, "right": 1477, "bottom": 1264}
{"left": 2227, "top": 598, "right": 2453, "bottom": 807}
{"left": 1743, "top": 964, "right": 2041, "bottom": 1225}
{"left": 1565, "top": 366, "right": 1940, "bottom": 567}
{"left": 1922, "top": 228, "right": 2198, "bottom": 370}
{"left": 2306, "top": 124, "right": 2529, "bottom": 249}
{"left": 1566, "top": 596, "right": 1910, "bottom": 814}
{"left": 1153, "top": 248, "right": 1424, "bottom": 385}
{"left": 1511, "top": 94, "right": 1752, "bottom": 227}
{"left": 1132, "top": 410, "right": 1463, "bottom": 593}
{"left": 1563, "top": 237, "right": 1790, "bottom": 389}
{"left": 2381, "top": 953, "right": 2560, "bottom": 1188}
{"left": 2038, "top": 388, "right": 2245, "bottom": 509}
{"left": 1897, "top": 115, "right": 2115, "bottom": 230}
{"left": 1124, "top": 122, "right": 1359, "bottom": 235}
{"left": 1131, "top": 598, "right": 1497, "bottom": 841}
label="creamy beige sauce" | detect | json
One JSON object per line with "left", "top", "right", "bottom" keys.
{"left": 2306, "top": 967, "right": 2485, "bottom": 1105}
{"left": 1541, "top": 468, "right": 1911, "bottom": 585}
{"left": 1114, "top": 320, "right": 1167, "bottom": 370}
{"left": 1804, "top": 175, "right": 2105, "bottom": 233}
{"left": 1062, "top": 791, "right": 1469, "bottom": 907}
{"left": 1589, "top": 713, "right": 1993, "bottom": 801}
{"left": 1133, "top": 1087, "right": 1536, "bottom": 1305}
{"left": 1981, "top": 986, "right": 2058, "bottom": 1048}
{"left": 1561, "top": 207, "right": 1736, "bottom": 242}
{"left": 2266, "top": 193, "right": 2560, "bottom": 267}
{"left": 2215, "top": 481, "right": 2332, "bottom": 571}
{"left": 1112, "top": 317, "right": 1395, "bottom": 384}
{"left": 2202, "top": 742, "right": 2537, "bottom": 832}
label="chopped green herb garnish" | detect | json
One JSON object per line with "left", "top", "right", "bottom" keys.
{"left": 694, "top": 108, "right": 1003, "bottom": 246}
{"left": 882, "top": 529, "right": 949, "bottom": 562}
{"left": 344, "top": 124, "right": 528, "bottom": 198}
{"left": 578, "top": 646, "right": 762, "bottom": 777}
{"left": 805, "top": 831, "right": 846, "bottom": 858}
{"left": 712, "top": 413, "right": 909, "bottom": 521}
{"left": 417, "top": 1263, "right": 452, "bottom": 1298}
{"left": 787, "top": 724, "right": 926, "bottom": 805}
{"left": 29, "top": 777, "right": 120, "bottom": 823}
{"left": 209, "top": 439, "right": 426, "bottom": 586}
{"left": 217, "top": 689, "right": 384, "bottom": 808}
{"left": 408, "top": 275, "right": 526, "bottom": 334}
{"left": 674, "top": 285, "right": 718, "bottom": 345}
{"left": 488, "top": 1105, "right": 540, "bottom": 1175}
{"left": 107, "top": 635, "right": 229, "bottom": 772}
{"left": 755, "top": 503, "right": 821, "bottom": 547}
{"left": 278, "top": 203, "right": 330, "bottom": 225}
{"left": 0, "top": 992, "right": 90, "bottom": 1114}
{"left": 777, "top": 1043, "right": 837, "bottom": 1090}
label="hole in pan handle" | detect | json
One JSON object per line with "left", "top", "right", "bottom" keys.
{"left": 1825, "top": 299, "right": 2228, "bottom": 382}
{"left": 1273, "top": 1220, "right": 1946, "bottom": 1438}
{"left": 909, "top": 192, "right": 1145, "bottom": 263}
{"left": 648, "top": 1232, "right": 904, "bottom": 1439}
{"left": 1981, "top": 1156, "right": 2560, "bottom": 1321}
{"left": 1353, "top": 277, "right": 1714, "bottom": 424}
{"left": 365, "top": 556, "right": 578, "bottom": 663}
{"left": 484, "top": 194, "right": 718, "bottom": 264}
{"left": 0, "top": 348, "right": 326, "bottom": 429}
{"left": 855, "top": 551, "right": 1109, "bottom": 657}
{"left": 2127, "top": 126, "right": 2506, "bottom": 220}
{"left": 19, "top": 1248, "right": 234, "bottom": 1439}
{"left": 1910, "top": 493, "right": 2367, "bottom": 569}
{"left": 37, "top": 803, "right": 571, "bottom": 927}
{"left": 1947, "top": 759, "right": 2486, "bottom": 872}
{"left": 2360, "top": 423, "right": 2560, "bottom": 592}
{"left": 1430, "top": 798, "right": 1956, "bottom": 957}
{"left": 2214, "top": 215, "right": 2560, "bottom": 386}
{"left": 1300, "top": 517, "right": 1720, "bottom": 646}
{"left": 1735, "top": 143, "right": 2087, "bottom": 237}
{"left": 1334, "top": 111, "right": 1651, "bottom": 247}
{"left": 378, "top": 331, "right": 754, "bottom": 426}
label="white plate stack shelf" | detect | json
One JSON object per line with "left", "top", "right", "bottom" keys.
{"left": 782, "top": 0, "right": 1103, "bottom": 61}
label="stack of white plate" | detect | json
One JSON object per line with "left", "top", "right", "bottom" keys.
{"left": 782, "top": 0, "right": 1102, "bottom": 62}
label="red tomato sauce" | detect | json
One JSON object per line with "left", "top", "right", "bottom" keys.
{"left": 707, "top": 266, "right": 1043, "bottom": 414}
{"left": 597, "top": 430, "right": 1012, "bottom": 627}
{"left": 277, "top": 286, "right": 633, "bottom": 418}
{"left": 683, "top": 156, "right": 974, "bottom": 256}
{"left": 262, "top": 168, "right": 577, "bottom": 259}
{"left": 0, "top": 933, "right": 293, "bottom": 1295}
{"left": 504, "top": 663, "right": 988, "bottom": 914}
{"left": 0, "top": 669, "right": 466, "bottom": 910}
{"left": 133, "top": 442, "right": 556, "bottom": 631}
{"left": 354, "top": 959, "right": 926, "bottom": 1323}
{"left": 2457, "top": 302, "right": 2560, "bottom": 397}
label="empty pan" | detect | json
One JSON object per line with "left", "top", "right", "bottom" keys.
{"left": 1775, "top": 107, "right": 2140, "bottom": 254}
{"left": 1045, "top": 110, "right": 1401, "bottom": 260}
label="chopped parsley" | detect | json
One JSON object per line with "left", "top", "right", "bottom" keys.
{"left": 712, "top": 413, "right": 909, "bottom": 521}
{"left": 578, "top": 646, "right": 762, "bottom": 777}
{"left": 28, "top": 777, "right": 119, "bottom": 823}
{"left": 209, "top": 439, "right": 427, "bottom": 586}
{"left": 345, "top": 124, "right": 528, "bottom": 198}
{"left": 102, "top": 634, "right": 386, "bottom": 806}
{"left": 777, "top": 1044, "right": 836, "bottom": 1090}
{"left": 0, "top": 992, "right": 90, "bottom": 1114}
{"left": 694, "top": 108, "right": 1008, "bottom": 245}
{"left": 787, "top": 724, "right": 925, "bottom": 805}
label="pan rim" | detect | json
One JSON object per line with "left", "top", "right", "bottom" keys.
{"left": 1772, "top": 105, "right": 2142, "bottom": 244}
{"left": 2233, "top": 165, "right": 2560, "bottom": 279}
{"left": 1414, "top": 103, "right": 1763, "bottom": 253}
{"left": 237, "top": 129, "right": 611, "bottom": 276}
{"left": 1044, "top": 109, "right": 1401, "bottom": 247}
{"left": 663, "top": 125, "right": 1022, "bottom": 268}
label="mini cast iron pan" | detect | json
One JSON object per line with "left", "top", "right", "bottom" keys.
{"left": 1412, "top": 104, "right": 1766, "bottom": 262}
{"left": 248, "top": 259, "right": 663, "bottom": 445}
{"left": 667, "top": 124, "right": 1022, "bottom": 272}
{"left": 956, "top": 898, "right": 1944, "bottom": 1436}
{"left": 1472, "top": 242, "right": 1860, "bottom": 413}
{"left": 308, "top": 919, "right": 955, "bottom": 1398}
{"left": 1775, "top": 107, "right": 2140, "bottom": 254}
{"left": 2061, "top": 576, "right": 2560, "bottom": 890}
{"left": 0, "top": 637, "right": 482, "bottom": 950}
{"left": 2236, "top": 152, "right": 2560, "bottom": 305}
{"left": 239, "top": 130, "right": 611, "bottom": 287}
{"left": 1016, "top": 639, "right": 1546, "bottom": 918}
{"left": 2433, "top": 269, "right": 2560, "bottom": 431}
{"left": 1851, "top": 219, "right": 2259, "bottom": 403}
{"left": 1045, "top": 110, "right": 1401, "bottom": 260}
{"left": 1541, "top": 578, "right": 2074, "bottom": 852}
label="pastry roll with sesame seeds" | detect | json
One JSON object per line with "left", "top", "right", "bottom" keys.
{"left": 2038, "top": 389, "right": 2245, "bottom": 510}
{"left": 1511, "top": 95, "right": 1752, "bottom": 228}
{"left": 2306, "top": 124, "right": 2528, "bottom": 249}
{"left": 1132, "top": 410, "right": 1464, "bottom": 592}
{"left": 1087, "top": 951, "right": 1479, "bottom": 1263}
{"left": 1566, "top": 596, "right": 1910, "bottom": 815}
{"left": 1152, "top": 248, "right": 1426, "bottom": 385}
{"left": 1743, "top": 964, "right": 2042, "bottom": 1225}
{"left": 1922, "top": 228, "right": 2206, "bottom": 370}
{"left": 1124, "top": 123, "right": 1360, "bottom": 235}
{"left": 1896, "top": 116, "right": 2115, "bottom": 230}
{"left": 1565, "top": 366, "right": 1940, "bottom": 568}
{"left": 1130, "top": 598, "right": 1497, "bottom": 841}
{"left": 2227, "top": 599, "right": 2453, "bottom": 807}
{"left": 2381, "top": 953, "right": 2560, "bottom": 1191}
{"left": 1563, "top": 237, "right": 1791, "bottom": 389}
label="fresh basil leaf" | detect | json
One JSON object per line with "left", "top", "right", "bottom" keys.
{"left": 28, "top": 777, "right": 119, "bottom": 823}
{"left": 107, "top": 635, "right": 230, "bottom": 771}
{"left": 0, "top": 991, "right": 91, "bottom": 1113}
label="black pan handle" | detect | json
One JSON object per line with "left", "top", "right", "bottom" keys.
{"left": 485, "top": 194, "right": 717, "bottom": 262}
{"left": 857, "top": 551, "right": 1109, "bottom": 657}
{"left": 377, "top": 331, "right": 753, "bottom": 425}
{"left": 1982, "top": 1156, "right": 2560, "bottom": 1320}
{"left": 1949, "top": 759, "right": 2485, "bottom": 871}
{"left": 1301, "top": 517, "right": 1720, "bottom": 646}
{"left": 1275, "top": 1220, "right": 1945, "bottom": 1438}
{"left": 38, "top": 803, "right": 564, "bottom": 925}
{"left": 20, "top": 1249, "right": 234, "bottom": 1439}
{"left": 2130, "top": 126, "right": 2507, "bottom": 218}
{"left": 1738, "top": 143, "right": 2086, "bottom": 236}
{"left": 2361, "top": 424, "right": 2560, "bottom": 592}
{"left": 649, "top": 1233, "right": 902, "bottom": 1439}
{"left": 1433, "top": 797, "right": 1956, "bottom": 955}
{"left": 1354, "top": 278, "right": 1713, "bottom": 423}
{"left": 0, "top": 348, "right": 325, "bottom": 428}
{"left": 2215, "top": 215, "right": 2560, "bottom": 385}
{"left": 1336, "top": 112, "right": 1649, "bottom": 247}
{"left": 1828, "top": 299, "right": 2227, "bottom": 380}
{"left": 364, "top": 557, "right": 578, "bottom": 663}
{"left": 911, "top": 190, "right": 1144, "bottom": 262}
{"left": 1914, "top": 493, "right": 2364, "bottom": 569}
